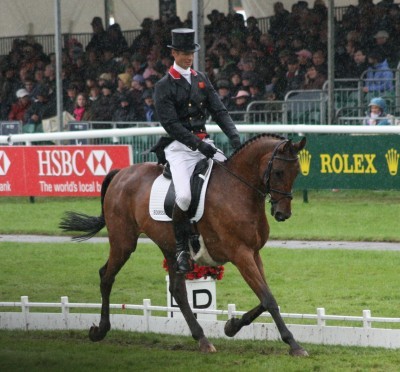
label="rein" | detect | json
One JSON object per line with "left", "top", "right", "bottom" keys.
{"left": 213, "top": 139, "right": 298, "bottom": 203}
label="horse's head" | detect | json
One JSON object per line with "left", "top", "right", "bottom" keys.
{"left": 262, "top": 137, "right": 307, "bottom": 222}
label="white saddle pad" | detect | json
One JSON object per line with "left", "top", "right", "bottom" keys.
{"left": 149, "top": 159, "right": 213, "bottom": 222}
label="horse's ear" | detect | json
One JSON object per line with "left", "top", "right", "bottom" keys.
{"left": 282, "top": 139, "right": 292, "bottom": 153}
{"left": 293, "top": 137, "right": 307, "bottom": 153}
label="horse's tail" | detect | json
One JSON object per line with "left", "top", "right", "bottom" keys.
{"left": 59, "top": 169, "right": 120, "bottom": 242}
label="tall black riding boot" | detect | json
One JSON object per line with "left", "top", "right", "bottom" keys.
{"left": 172, "top": 205, "right": 193, "bottom": 274}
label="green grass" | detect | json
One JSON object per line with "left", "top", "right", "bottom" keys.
{"left": 1, "top": 242, "right": 399, "bottom": 319}
{"left": 1, "top": 330, "right": 400, "bottom": 372}
{"left": 1, "top": 190, "right": 400, "bottom": 370}
{"left": 1, "top": 190, "right": 399, "bottom": 241}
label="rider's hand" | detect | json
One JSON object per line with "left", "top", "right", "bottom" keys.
{"left": 197, "top": 141, "right": 217, "bottom": 159}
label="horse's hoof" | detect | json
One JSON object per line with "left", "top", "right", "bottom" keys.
{"left": 290, "top": 347, "right": 309, "bottom": 357}
{"left": 224, "top": 317, "right": 240, "bottom": 337}
{"left": 199, "top": 337, "right": 217, "bottom": 353}
{"left": 88, "top": 325, "right": 107, "bottom": 342}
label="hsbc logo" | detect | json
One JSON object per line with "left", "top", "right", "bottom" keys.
{"left": 38, "top": 150, "right": 113, "bottom": 176}
{"left": 0, "top": 151, "right": 11, "bottom": 175}
{"left": 86, "top": 150, "right": 113, "bottom": 176}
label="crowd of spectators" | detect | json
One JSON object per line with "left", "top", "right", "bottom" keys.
{"left": 1, "top": 0, "right": 400, "bottom": 130}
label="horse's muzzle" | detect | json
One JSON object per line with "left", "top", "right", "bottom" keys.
{"left": 271, "top": 204, "right": 291, "bottom": 222}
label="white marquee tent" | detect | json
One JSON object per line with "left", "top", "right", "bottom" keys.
{"left": 0, "top": 0, "right": 370, "bottom": 38}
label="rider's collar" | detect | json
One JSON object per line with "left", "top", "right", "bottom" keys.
{"left": 169, "top": 64, "right": 198, "bottom": 79}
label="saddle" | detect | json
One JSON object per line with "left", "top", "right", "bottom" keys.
{"left": 149, "top": 158, "right": 213, "bottom": 222}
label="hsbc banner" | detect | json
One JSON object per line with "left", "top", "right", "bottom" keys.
{"left": 0, "top": 145, "right": 132, "bottom": 197}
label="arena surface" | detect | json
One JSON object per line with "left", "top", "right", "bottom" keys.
{"left": 1, "top": 235, "right": 399, "bottom": 251}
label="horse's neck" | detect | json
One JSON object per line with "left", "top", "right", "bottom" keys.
{"left": 227, "top": 138, "right": 275, "bottom": 177}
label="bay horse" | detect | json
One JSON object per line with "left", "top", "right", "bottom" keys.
{"left": 60, "top": 133, "right": 308, "bottom": 356}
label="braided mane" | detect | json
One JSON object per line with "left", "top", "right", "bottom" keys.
{"left": 226, "top": 133, "right": 288, "bottom": 162}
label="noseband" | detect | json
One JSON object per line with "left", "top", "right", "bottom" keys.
{"left": 263, "top": 140, "right": 299, "bottom": 205}
{"left": 213, "top": 139, "right": 298, "bottom": 203}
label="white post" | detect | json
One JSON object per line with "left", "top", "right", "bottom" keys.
{"left": 227, "top": 304, "right": 236, "bottom": 319}
{"left": 317, "top": 308, "right": 326, "bottom": 327}
{"left": 61, "top": 296, "right": 69, "bottom": 329}
{"left": 363, "top": 309, "right": 372, "bottom": 329}
{"left": 21, "top": 296, "right": 29, "bottom": 331}
{"left": 143, "top": 299, "right": 151, "bottom": 332}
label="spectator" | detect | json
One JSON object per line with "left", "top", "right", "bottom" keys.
{"left": 143, "top": 75, "right": 158, "bottom": 96}
{"left": 229, "top": 71, "right": 242, "bottom": 96}
{"left": 215, "top": 79, "right": 233, "bottom": 110}
{"left": 204, "top": 56, "right": 218, "bottom": 85}
{"left": 362, "top": 49, "right": 394, "bottom": 96}
{"left": 112, "top": 94, "right": 138, "bottom": 123}
{"left": 296, "top": 49, "right": 312, "bottom": 76}
{"left": 301, "top": 63, "right": 326, "bottom": 90}
{"left": 91, "top": 81, "right": 115, "bottom": 126}
{"left": 311, "top": 49, "right": 328, "bottom": 77}
{"left": 23, "top": 77, "right": 36, "bottom": 100}
{"left": 8, "top": 88, "right": 32, "bottom": 122}
{"left": 241, "top": 71, "right": 257, "bottom": 92}
{"left": 86, "top": 17, "right": 108, "bottom": 54}
{"left": 248, "top": 78, "right": 265, "bottom": 103}
{"left": 23, "top": 84, "right": 56, "bottom": 129}
{"left": 142, "top": 90, "right": 157, "bottom": 123}
{"left": 283, "top": 55, "right": 305, "bottom": 95}
{"left": 142, "top": 56, "right": 159, "bottom": 79}
{"left": 100, "top": 46, "right": 121, "bottom": 75}
{"left": 130, "top": 18, "right": 153, "bottom": 56}
{"left": 113, "top": 72, "right": 132, "bottom": 104}
{"left": 269, "top": 2, "right": 290, "bottom": 41}
{"left": 0, "top": 64, "right": 19, "bottom": 119}
{"left": 372, "top": 30, "right": 398, "bottom": 68}
{"left": 64, "top": 83, "right": 78, "bottom": 114}
{"left": 363, "top": 97, "right": 392, "bottom": 125}
{"left": 130, "top": 74, "right": 146, "bottom": 119}
{"left": 106, "top": 23, "right": 129, "bottom": 57}
{"left": 246, "top": 16, "right": 262, "bottom": 40}
{"left": 350, "top": 48, "right": 369, "bottom": 78}
{"left": 43, "top": 63, "right": 56, "bottom": 93}
{"left": 85, "top": 50, "right": 102, "bottom": 80}
{"left": 73, "top": 92, "right": 92, "bottom": 121}
{"left": 88, "top": 85, "right": 101, "bottom": 104}
{"left": 230, "top": 90, "right": 250, "bottom": 122}
{"left": 97, "top": 72, "right": 113, "bottom": 88}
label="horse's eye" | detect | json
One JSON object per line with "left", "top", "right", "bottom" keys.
{"left": 274, "top": 170, "right": 284, "bottom": 178}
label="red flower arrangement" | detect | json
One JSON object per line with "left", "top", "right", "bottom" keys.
{"left": 162, "top": 258, "right": 224, "bottom": 280}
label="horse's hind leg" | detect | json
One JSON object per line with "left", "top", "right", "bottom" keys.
{"left": 166, "top": 256, "right": 216, "bottom": 353}
{"left": 89, "top": 232, "right": 138, "bottom": 342}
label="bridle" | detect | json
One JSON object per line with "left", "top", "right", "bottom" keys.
{"left": 263, "top": 139, "right": 299, "bottom": 206}
{"left": 213, "top": 139, "right": 298, "bottom": 204}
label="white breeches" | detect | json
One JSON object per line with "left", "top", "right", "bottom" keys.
{"left": 164, "top": 138, "right": 226, "bottom": 211}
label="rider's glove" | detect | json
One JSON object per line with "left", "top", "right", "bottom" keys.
{"left": 197, "top": 141, "right": 217, "bottom": 159}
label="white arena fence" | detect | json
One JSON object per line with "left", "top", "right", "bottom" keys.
{"left": 1, "top": 124, "right": 400, "bottom": 147}
{"left": 1, "top": 296, "right": 399, "bottom": 349}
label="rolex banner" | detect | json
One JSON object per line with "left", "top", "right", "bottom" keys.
{"left": 294, "top": 135, "right": 399, "bottom": 190}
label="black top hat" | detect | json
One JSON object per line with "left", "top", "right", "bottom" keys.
{"left": 167, "top": 28, "right": 200, "bottom": 52}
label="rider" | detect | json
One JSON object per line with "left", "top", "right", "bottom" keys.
{"left": 154, "top": 28, "right": 241, "bottom": 274}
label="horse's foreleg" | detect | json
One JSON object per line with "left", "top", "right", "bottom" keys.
{"left": 227, "top": 251, "right": 308, "bottom": 357}
{"left": 167, "top": 258, "right": 216, "bottom": 353}
{"left": 89, "top": 237, "right": 137, "bottom": 342}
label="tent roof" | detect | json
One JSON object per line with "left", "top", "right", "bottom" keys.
{"left": 0, "top": 0, "right": 368, "bottom": 38}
